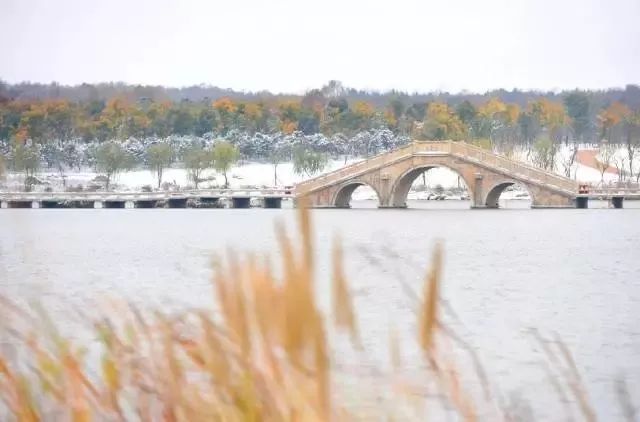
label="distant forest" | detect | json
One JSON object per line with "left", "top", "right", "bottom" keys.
{"left": 2, "top": 80, "right": 639, "bottom": 143}
{"left": 1, "top": 80, "right": 640, "bottom": 182}
{"left": 3, "top": 80, "right": 640, "bottom": 112}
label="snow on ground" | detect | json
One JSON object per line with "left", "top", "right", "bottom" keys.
{"left": 2, "top": 146, "right": 633, "bottom": 193}
{"left": 2, "top": 159, "right": 365, "bottom": 192}
{"left": 509, "top": 144, "right": 620, "bottom": 184}
{"left": 2, "top": 157, "right": 469, "bottom": 193}
{"left": 574, "top": 162, "right": 619, "bottom": 184}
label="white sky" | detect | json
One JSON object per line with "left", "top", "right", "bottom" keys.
{"left": 1, "top": 0, "right": 639, "bottom": 94}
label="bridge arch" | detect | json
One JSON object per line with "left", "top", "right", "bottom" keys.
{"left": 333, "top": 180, "right": 382, "bottom": 208}
{"left": 390, "top": 165, "right": 475, "bottom": 207}
{"left": 484, "top": 180, "right": 535, "bottom": 208}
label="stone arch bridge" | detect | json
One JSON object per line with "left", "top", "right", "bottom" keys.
{"left": 294, "top": 141, "right": 579, "bottom": 208}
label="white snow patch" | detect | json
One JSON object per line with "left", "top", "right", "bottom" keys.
{"left": 2, "top": 145, "right": 637, "bottom": 192}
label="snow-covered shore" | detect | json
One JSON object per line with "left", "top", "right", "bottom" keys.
{"left": 1, "top": 146, "right": 632, "bottom": 194}
{"left": 2, "top": 159, "right": 358, "bottom": 192}
{"left": 2, "top": 157, "right": 466, "bottom": 191}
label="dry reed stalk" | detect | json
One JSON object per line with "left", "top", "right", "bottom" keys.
{"left": 418, "top": 242, "right": 442, "bottom": 354}
{"left": 615, "top": 377, "right": 637, "bottom": 422}
{"left": 532, "top": 329, "right": 596, "bottom": 422}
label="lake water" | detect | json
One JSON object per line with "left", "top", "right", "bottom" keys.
{"left": 1, "top": 199, "right": 639, "bottom": 419}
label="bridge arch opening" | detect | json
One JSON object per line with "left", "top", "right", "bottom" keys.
{"left": 391, "top": 166, "right": 472, "bottom": 208}
{"left": 485, "top": 181, "right": 533, "bottom": 209}
{"left": 333, "top": 182, "right": 381, "bottom": 208}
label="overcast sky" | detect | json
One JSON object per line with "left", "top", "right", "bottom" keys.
{"left": 1, "top": 0, "right": 639, "bottom": 94}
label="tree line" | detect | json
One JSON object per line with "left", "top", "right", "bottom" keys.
{"left": 2, "top": 80, "right": 640, "bottom": 142}
{"left": 1, "top": 80, "right": 640, "bottom": 187}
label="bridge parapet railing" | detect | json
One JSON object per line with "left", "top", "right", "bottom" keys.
{"left": 449, "top": 142, "right": 578, "bottom": 193}
{"left": 295, "top": 143, "right": 419, "bottom": 193}
{"left": 296, "top": 141, "right": 457, "bottom": 194}
{"left": 412, "top": 141, "right": 453, "bottom": 153}
{"left": 583, "top": 187, "right": 640, "bottom": 195}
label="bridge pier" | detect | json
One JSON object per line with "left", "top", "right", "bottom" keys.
{"left": 263, "top": 196, "right": 282, "bottom": 209}
{"left": 611, "top": 196, "right": 624, "bottom": 209}
{"left": 576, "top": 197, "right": 588, "bottom": 209}
{"left": 473, "top": 173, "right": 486, "bottom": 208}
{"left": 232, "top": 196, "right": 251, "bottom": 208}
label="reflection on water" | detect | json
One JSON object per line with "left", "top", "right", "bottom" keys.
{"left": 1, "top": 202, "right": 639, "bottom": 419}
{"left": 350, "top": 199, "right": 533, "bottom": 209}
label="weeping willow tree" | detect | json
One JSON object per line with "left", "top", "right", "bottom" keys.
{"left": 212, "top": 141, "right": 239, "bottom": 188}
{"left": 183, "top": 144, "right": 212, "bottom": 189}
{"left": 531, "top": 138, "right": 558, "bottom": 171}
{"left": 94, "top": 141, "right": 134, "bottom": 190}
{"left": 0, "top": 154, "right": 5, "bottom": 180}
{"left": 12, "top": 143, "right": 41, "bottom": 191}
{"left": 269, "top": 144, "right": 290, "bottom": 186}
{"left": 146, "top": 143, "right": 174, "bottom": 189}
{"left": 293, "top": 146, "right": 328, "bottom": 178}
